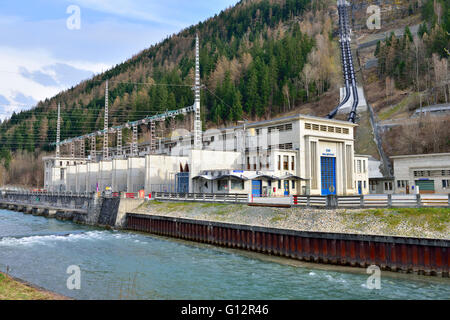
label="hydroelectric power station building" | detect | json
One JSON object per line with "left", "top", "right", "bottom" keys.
{"left": 44, "top": 113, "right": 369, "bottom": 197}
{"left": 43, "top": 28, "right": 369, "bottom": 198}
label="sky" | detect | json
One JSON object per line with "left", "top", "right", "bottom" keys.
{"left": 0, "top": 0, "right": 239, "bottom": 120}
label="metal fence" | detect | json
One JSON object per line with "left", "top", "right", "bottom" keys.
{"left": 152, "top": 192, "right": 249, "bottom": 204}
{"left": 292, "top": 194, "right": 450, "bottom": 208}
{"left": 0, "top": 190, "right": 97, "bottom": 198}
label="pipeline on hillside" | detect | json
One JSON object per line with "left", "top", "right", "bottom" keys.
{"left": 327, "top": 0, "right": 359, "bottom": 123}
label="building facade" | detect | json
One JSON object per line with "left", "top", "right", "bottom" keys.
{"left": 391, "top": 153, "right": 450, "bottom": 194}
{"left": 43, "top": 114, "right": 369, "bottom": 197}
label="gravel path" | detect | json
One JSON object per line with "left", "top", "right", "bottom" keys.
{"left": 132, "top": 202, "right": 450, "bottom": 239}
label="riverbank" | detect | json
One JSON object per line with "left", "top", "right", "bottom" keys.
{"left": 0, "top": 272, "right": 69, "bottom": 300}
{"left": 132, "top": 201, "right": 450, "bottom": 239}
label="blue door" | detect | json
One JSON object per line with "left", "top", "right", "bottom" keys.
{"left": 321, "top": 157, "right": 336, "bottom": 196}
{"left": 358, "top": 181, "right": 362, "bottom": 195}
{"left": 252, "top": 180, "right": 262, "bottom": 197}
{"left": 284, "top": 180, "right": 290, "bottom": 196}
{"left": 176, "top": 172, "right": 189, "bottom": 193}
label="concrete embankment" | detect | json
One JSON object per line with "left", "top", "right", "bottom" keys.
{"left": 132, "top": 201, "right": 450, "bottom": 239}
{"left": 1, "top": 193, "right": 448, "bottom": 277}
{"left": 0, "top": 192, "right": 143, "bottom": 229}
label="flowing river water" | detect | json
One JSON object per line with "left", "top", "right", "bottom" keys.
{"left": 0, "top": 209, "right": 449, "bottom": 300}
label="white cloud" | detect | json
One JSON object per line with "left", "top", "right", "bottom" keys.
{"left": 0, "top": 0, "right": 240, "bottom": 120}
{"left": 0, "top": 46, "right": 110, "bottom": 120}
{"left": 70, "top": 0, "right": 190, "bottom": 28}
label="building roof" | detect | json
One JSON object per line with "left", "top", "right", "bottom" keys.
{"left": 390, "top": 153, "right": 450, "bottom": 159}
{"left": 218, "top": 113, "right": 358, "bottom": 132}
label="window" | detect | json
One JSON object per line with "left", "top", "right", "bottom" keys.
{"left": 266, "top": 155, "right": 270, "bottom": 169}
{"left": 292, "top": 180, "right": 295, "bottom": 189}
{"left": 364, "top": 181, "right": 366, "bottom": 189}
{"left": 384, "top": 182, "right": 393, "bottom": 191}
{"left": 305, "top": 123, "right": 312, "bottom": 130}
{"left": 60, "top": 169, "right": 65, "bottom": 180}
{"left": 218, "top": 180, "right": 228, "bottom": 191}
{"left": 283, "top": 156, "right": 289, "bottom": 170}
{"left": 278, "top": 155, "right": 281, "bottom": 170}
{"left": 247, "top": 157, "right": 250, "bottom": 170}
{"left": 253, "top": 157, "right": 257, "bottom": 170}
{"left": 443, "top": 180, "right": 450, "bottom": 188}
{"left": 397, "top": 180, "right": 408, "bottom": 188}
{"left": 363, "top": 160, "right": 366, "bottom": 173}
{"left": 268, "top": 180, "right": 272, "bottom": 187}
{"left": 268, "top": 123, "right": 293, "bottom": 133}
{"left": 291, "top": 156, "right": 295, "bottom": 170}
{"left": 357, "top": 160, "right": 362, "bottom": 174}
{"left": 231, "top": 179, "right": 244, "bottom": 190}
{"left": 278, "top": 180, "right": 281, "bottom": 189}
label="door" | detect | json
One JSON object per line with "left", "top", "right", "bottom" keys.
{"left": 321, "top": 157, "right": 336, "bottom": 196}
{"left": 252, "top": 180, "right": 262, "bottom": 197}
{"left": 358, "top": 181, "right": 362, "bottom": 195}
{"left": 284, "top": 180, "right": 290, "bottom": 196}
{"left": 415, "top": 180, "right": 435, "bottom": 194}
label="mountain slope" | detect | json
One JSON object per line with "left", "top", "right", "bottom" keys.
{"left": 0, "top": 0, "right": 338, "bottom": 155}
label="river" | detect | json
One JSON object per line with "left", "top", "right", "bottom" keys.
{"left": 0, "top": 209, "right": 448, "bottom": 300}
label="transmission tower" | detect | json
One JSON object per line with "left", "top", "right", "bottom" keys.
{"left": 193, "top": 33, "right": 202, "bottom": 150}
{"left": 103, "top": 80, "right": 109, "bottom": 159}
{"left": 56, "top": 102, "right": 61, "bottom": 158}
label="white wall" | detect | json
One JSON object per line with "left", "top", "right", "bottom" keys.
{"left": 112, "top": 159, "right": 128, "bottom": 192}
{"left": 354, "top": 156, "right": 369, "bottom": 195}
{"left": 127, "top": 157, "right": 145, "bottom": 193}
{"left": 87, "top": 162, "right": 99, "bottom": 192}
{"left": 66, "top": 165, "right": 77, "bottom": 192}
{"left": 99, "top": 160, "right": 113, "bottom": 192}
{"left": 145, "top": 155, "right": 188, "bottom": 193}
{"left": 189, "top": 150, "right": 241, "bottom": 193}
{"left": 393, "top": 154, "right": 450, "bottom": 194}
{"left": 76, "top": 164, "right": 87, "bottom": 193}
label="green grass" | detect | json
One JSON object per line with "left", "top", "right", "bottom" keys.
{"left": 270, "top": 212, "right": 288, "bottom": 223}
{"left": 345, "top": 207, "right": 450, "bottom": 234}
{"left": 148, "top": 200, "right": 239, "bottom": 216}
{"left": 378, "top": 93, "right": 418, "bottom": 120}
{"left": 0, "top": 272, "right": 66, "bottom": 300}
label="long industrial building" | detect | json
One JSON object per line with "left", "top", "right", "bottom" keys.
{"left": 43, "top": 18, "right": 370, "bottom": 198}
{"left": 44, "top": 113, "right": 369, "bottom": 197}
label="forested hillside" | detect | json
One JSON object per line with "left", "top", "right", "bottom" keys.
{"left": 1, "top": 0, "right": 447, "bottom": 187}
{"left": 0, "top": 0, "right": 341, "bottom": 186}
{"left": 0, "top": 0, "right": 336, "bottom": 152}
{"left": 371, "top": 0, "right": 449, "bottom": 157}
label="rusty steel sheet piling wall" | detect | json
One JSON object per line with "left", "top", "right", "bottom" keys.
{"left": 126, "top": 214, "right": 449, "bottom": 277}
